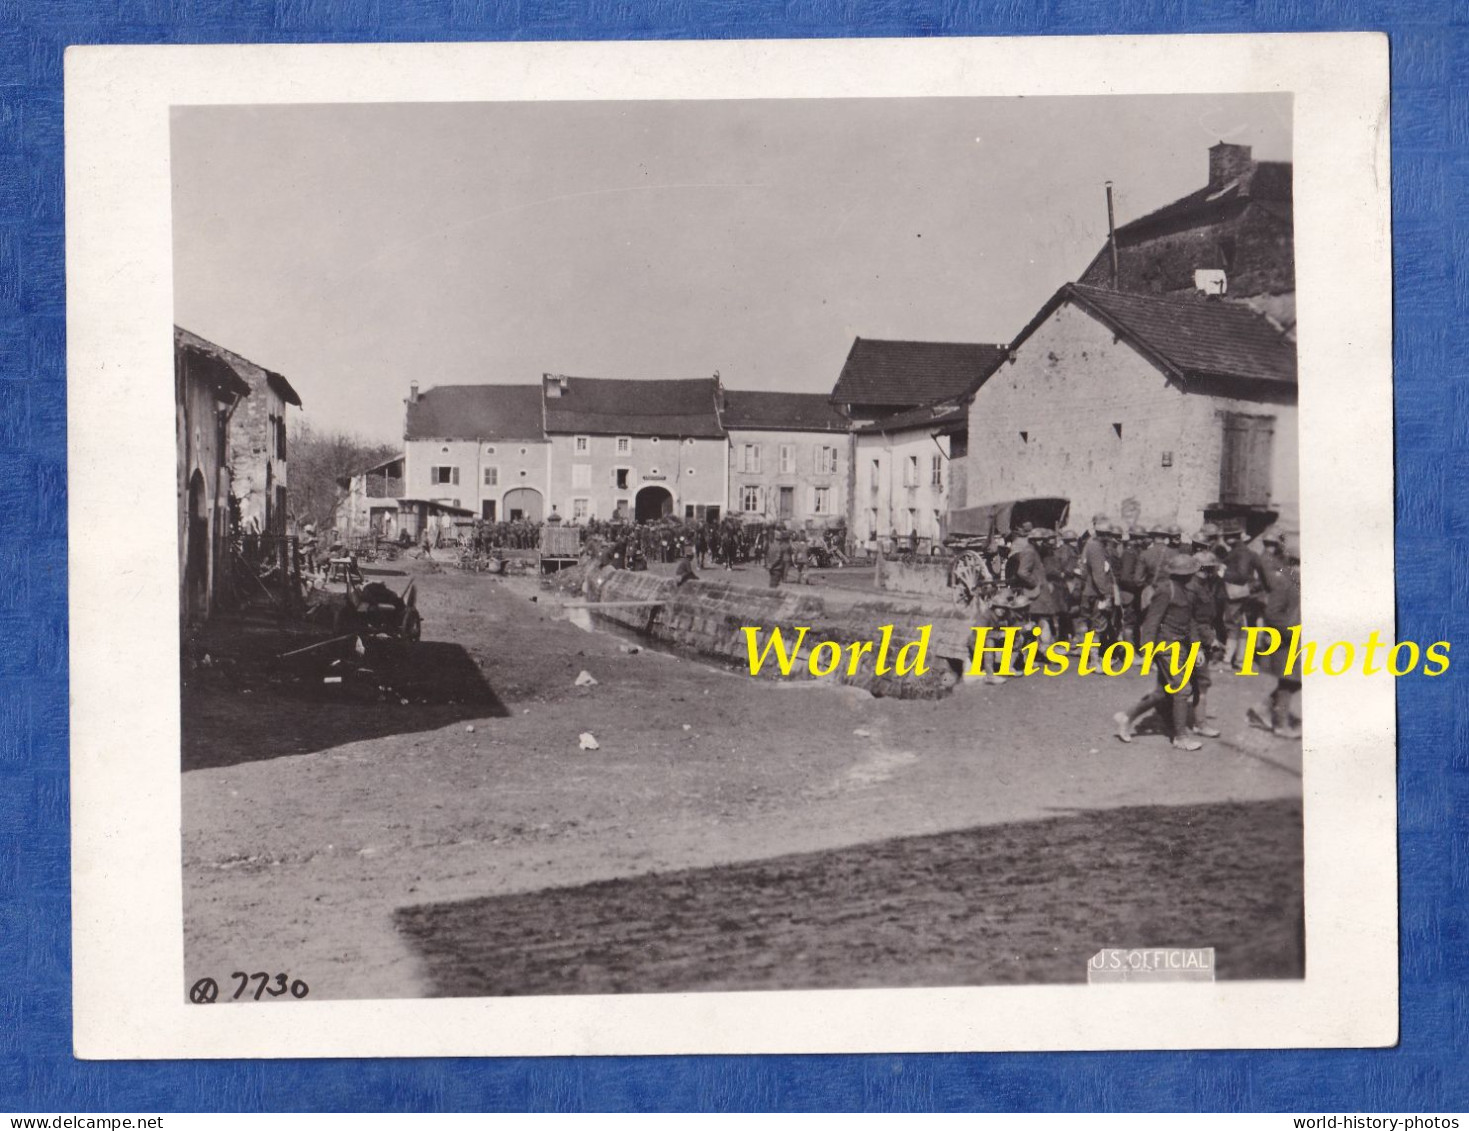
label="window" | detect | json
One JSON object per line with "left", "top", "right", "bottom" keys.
{"left": 930, "top": 454, "right": 943, "bottom": 487}
{"left": 685, "top": 437, "right": 695, "bottom": 446}
{"left": 1162, "top": 451, "right": 1174, "bottom": 468}
{"left": 779, "top": 444, "right": 794, "bottom": 473}
{"left": 574, "top": 435, "right": 589, "bottom": 454}
{"left": 614, "top": 468, "right": 630, "bottom": 490}
{"left": 870, "top": 458, "right": 881, "bottom": 493}
{"left": 813, "top": 486, "right": 831, "bottom": 515}
{"left": 483, "top": 467, "right": 499, "bottom": 487}
{"left": 740, "top": 444, "right": 761, "bottom": 474}
{"left": 616, "top": 436, "right": 631, "bottom": 455}
{"left": 572, "top": 498, "right": 590, "bottom": 522}
{"left": 869, "top": 508, "right": 879, "bottom": 537}
{"left": 614, "top": 499, "right": 630, "bottom": 519}
{"left": 650, "top": 436, "right": 660, "bottom": 445}
{"left": 778, "top": 486, "right": 794, "bottom": 518}
{"left": 485, "top": 445, "right": 496, "bottom": 455}
{"left": 904, "top": 455, "right": 919, "bottom": 488}
{"left": 482, "top": 500, "right": 496, "bottom": 520}
{"left": 572, "top": 463, "right": 591, "bottom": 488}
{"left": 815, "top": 446, "right": 837, "bottom": 474}
{"left": 276, "top": 418, "right": 287, "bottom": 461}
{"left": 740, "top": 485, "right": 763, "bottom": 513}
{"left": 902, "top": 508, "right": 917, "bottom": 536}
{"left": 431, "top": 466, "right": 459, "bottom": 486}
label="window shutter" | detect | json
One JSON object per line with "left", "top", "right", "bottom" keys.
{"left": 452, "top": 467, "right": 460, "bottom": 486}
{"left": 1246, "top": 417, "right": 1274, "bottom": 504}
{"left": 1220, "top": 415, "right": 1244, "bottom": 504}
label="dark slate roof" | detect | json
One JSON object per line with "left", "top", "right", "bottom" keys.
{"left": 854, "top": 400, "right": 967, "bottom": 435}
{"left": 721, "top": 390, "right": 849, "bottom": 433}
{"left": 1115, "top": 160, "right": 1292, "bottom": 241}
{"left": 542, "top": 374, "right": 724, "bottom": 438}
{"left": 404, "top": 384, "right": 546, "bottom": 441}
{"left": 831, "top": 338, "right": 1010, "bottom": 409}
{"left": 1017, "top": 284, "right": 1297, "bottom": 387}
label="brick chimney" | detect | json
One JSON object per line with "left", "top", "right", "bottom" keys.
{"left": 1209, "top": 141, "right": 1253, "bottom": 189}
{"left": 409, "top": 381, "right": 419, "bottom": 404}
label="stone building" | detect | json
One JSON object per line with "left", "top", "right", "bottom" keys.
{"left": 964, "top": 283, "right": 1297, "bottom": 537}
{"left": 333, "top": 454, "right": 405, "bottom": 542}
{"left": 1078, "top": 141, "right": 1295, "bottom": 333}
{"left": 852, "top": 400, "right": 968, "bottom": 554}
{"left": 174, "top": 329, "right": 303, "bottom": 535}
{"left": 401, "top": 375, "right": 728, "bottom": 527}
{"left": 175, "top": 327, "right": 252, "bottom": 623}
{"left": 541, "top": 373, "right": 729, "bottom": 524}
{"left": 403, "top": 383, "right": 550, "bottom": 527}
{"left": 827, "top": 338, "right": 1008, "bottom": 542}
{"left": 720, "top": 390, "right": 849, "bottom": 526}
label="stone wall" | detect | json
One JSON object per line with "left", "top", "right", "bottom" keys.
{"left": 877, "top": 554, "right": 955, "bottom": 599}
{"left": 582, "top": 567, "right": 978, "bottom": 699}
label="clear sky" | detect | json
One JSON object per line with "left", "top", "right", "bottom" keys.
{"left": 171, "top": 93, "right": 1290, "bottom": 444}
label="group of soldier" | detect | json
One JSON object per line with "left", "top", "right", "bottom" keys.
{"left": 580, "top": 517, "right": 848, "bottom": 577}
{"left": 978, "top": 517, "right": 1302, "bottom": 749}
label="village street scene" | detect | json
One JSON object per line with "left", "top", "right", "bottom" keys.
{"left": 174, "top": 97, "right": 1303, "bottom": 999}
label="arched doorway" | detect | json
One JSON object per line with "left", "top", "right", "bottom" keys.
{"left": 634, "top": 485, "right": 673, "bottom": 523}
{"left": 185, "top": 470, "right": 209, "bottom": 621}
{"left": 502, "top": 487, "right": 543, "bottom": 522}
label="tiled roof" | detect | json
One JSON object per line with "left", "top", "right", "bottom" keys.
{"left": 1031, "top": 284, "right": 1297, "bottom": 386}
{"left": 831, "top": 338, "right": 1010, "bottom": 409}
{"left": 174, "top": 326, "right": 299, "bottom": 405}
{"left": 854, "top": 400, "right": 967, "bottom": 434}
{"left": 405, "top": 384, "right": 546, "bottom": 441}
{"left": 542, "top": 374, "right": 724, "bottom": 438}
{"left": 721, "top": 390, "right": 849, "bottom": 432}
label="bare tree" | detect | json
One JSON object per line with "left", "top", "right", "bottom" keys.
{"left": 287, "top": 418, "right": 399, "bottom": 530}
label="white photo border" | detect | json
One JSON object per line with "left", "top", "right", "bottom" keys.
{"left": 65, "top": 32, "right": 1395, "bottom": 1058}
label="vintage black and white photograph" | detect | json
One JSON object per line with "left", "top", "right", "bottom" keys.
{"left": 64, "top": 33, "right": 1395, "bottom": 1057}
{"left": 171, "top": 91, "right": 1307, "bottom": 1001}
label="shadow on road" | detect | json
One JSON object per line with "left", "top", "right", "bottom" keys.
{"left": 182, "top": 620, "right": 508, "bottom": 771}
{"left": 395, "top": 798, "right": 1305, "bottom": 997}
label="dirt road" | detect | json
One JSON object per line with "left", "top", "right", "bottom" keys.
{"left": 182, "top": 559, "right": 1303, "bottom": 1000}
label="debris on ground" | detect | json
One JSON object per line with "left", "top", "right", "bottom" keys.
{"left": 465, "top": 725, "right": 476, "bottom": 734}
{"left": 619, "top": 644, "right": 641, "bottom": 655}
{"left": 578, "top": 732, "right": 600, "bottom": 751}
{"left": 853, "top": 728, "right": 872, "bottom": 738}
{"left": 574, "top": 670, "right": 598, "bottom": 687}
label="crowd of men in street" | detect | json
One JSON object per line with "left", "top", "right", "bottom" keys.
{"left": 579, "top": 517, "right": 848, "bottom": 577}
{"left": 965, "top": 518, "right": 1302, "bottom": 749}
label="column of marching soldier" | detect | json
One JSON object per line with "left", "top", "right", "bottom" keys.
{"left": 981, "top": 518, "right": 1302, "bottom": 751}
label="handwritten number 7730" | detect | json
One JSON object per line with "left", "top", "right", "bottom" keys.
{"left": 230, "top": 972, "right": 309, "bottom": 1001}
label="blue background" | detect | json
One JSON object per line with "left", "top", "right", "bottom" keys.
{"left": 0, "top": 0, "right": 1463, "bottom": 1113}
